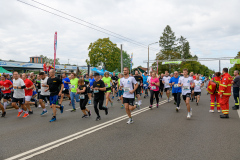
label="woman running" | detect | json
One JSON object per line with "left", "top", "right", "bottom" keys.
{"left": 102, "top": 72, "right": 113, "bottom": 108}
{"left": 77, "top": 79, "right": 91, "bottom": 118}
{"left": 149, "top": 72, "right": 160, "bottom": 109}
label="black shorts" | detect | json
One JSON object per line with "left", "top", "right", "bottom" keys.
{"left": 136, "top": 87, "right": 141, "bottom": 95}
{"left": 87, "top": 87, "right": 92, "bottom": 93}
{"left": 194, "top": 92, "right": 201, "bottom": 96}
{"left": 164, "top": 88, "right": 170, "bottom": 92}
{"left": 12, "top": 97, "right": 25, "bottom": 105}
{"left": 62, "top": 88, "right": 70, "bottom": 95}
{"left": 182, "top": 93, "right": 191, "bottom": 101}
{"left": 0, "top": 93, "right": 2, "bottom": 100}
{"left": 190, "top": 87, "right": 194, "bottom": 92}
{"left": 39, "top": 95, "right": 50, "bottom": 100}
{"left": 3, "top": 93, "right": 11, "bottom": 100}
{"left": 123, "top": 98, "right": 135, "bottom": 106}
{"left": 160, "top": 86, "right": 164, "bottom": 92}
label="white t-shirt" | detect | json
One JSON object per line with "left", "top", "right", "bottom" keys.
{"left": 178, "top": 76, "right": 193, "bottom": 95}
{"left": 120, "top": 76, "right": 137, "bottom": 98}
{"left": 147, "top": 76, "right": 151, "bottom": 83}
{"left": 13, "top": 78, "right": 25, "bottom": 98}
{"left": 40, "top": 77, "right": 50, "bottom": 96}
{"left": 163, "top": 76, "right": 171, "bottom": 88}
{"left": 194, "top": 80, "right": 202, "bottom": 92}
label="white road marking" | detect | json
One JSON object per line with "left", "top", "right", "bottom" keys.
{"left": 237, "top": 109, "right": 240, "bottom": 118}
{"left": 6, "top": 98, "right": 173, "bottom": 160}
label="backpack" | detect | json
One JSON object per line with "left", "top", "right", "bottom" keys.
{"left": 206, "top": 78, "right": 219, "bottom": 94}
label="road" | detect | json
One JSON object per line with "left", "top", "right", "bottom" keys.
{"left": 1, "top": 89, "right": 240, "bottom": 160}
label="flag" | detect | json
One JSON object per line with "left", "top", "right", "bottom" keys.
{"left": 54, "top": 32, "right": 57, "bottom": 70}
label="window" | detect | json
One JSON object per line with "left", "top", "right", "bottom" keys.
{"left": 32, "top": 58, "right": 34, "bottom": 63}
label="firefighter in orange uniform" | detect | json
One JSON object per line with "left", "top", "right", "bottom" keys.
{"left": 218, "top": 68, "right": 233, "bottom": 118}
{"left": 209, "top": 72, "right": 221, "bottom": 113}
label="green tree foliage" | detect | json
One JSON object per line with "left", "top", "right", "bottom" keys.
{"left": 40, "top": 55, "right": 60, "bottom": 65}
{"left": 229, "top": 51, "right": 240, "bottom": 75}
{"left": 86, "top": 38, "right": 131, "bottom": 72}
{"left": 159, "top": 25, "right": 177, "bottom": 51}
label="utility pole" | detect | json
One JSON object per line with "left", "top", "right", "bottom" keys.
{"left": 68, "top": 59, "right": 69, "bottom": 64}
{"left": 121, "top": 44, "right": 123, "bottom": 73}
{"left": 219, "top": 60, "right": 221, "bottom": 72}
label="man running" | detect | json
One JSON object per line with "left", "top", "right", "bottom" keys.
{"left": 120, "top": 67, "right": 138, "bottom": 124}
{"left": 134, "top": 70, "right": 143, "bottom": 107}
{"left": 0, "top": 75, "right": 13, "bottom": 117}
{"left": 169, "top": 71, "right": 181, "bottom": 112}
{"left": 11, "top": 71, "right": 29, "bottom": 118}
{"left": 142, "top": 72, "right": 149, "bottom": 98}
{"left": 46, "top": 69, "right": 64, "bottom": 122}
{"left": 159, "top": 73, "right": 164, "bottom": 98}
{"left": 92, "top": 73, "right": 108, "bottom": 121}
{"left": 162, "top": 71, "right": 171, "bottom": 102}
{"left": 70, "top": 73, "right": 80, "bottom": 112}
{"left": 193, "top": 75, "right": 203, "bottom": 105}
{"left": 111, "top": 72, "right": 118, "bottom": 99}
{"left": 38, "top": 72, "right": 50, "bottom": 116}
{"left": 178, "top": 69, "right": 193, "bottom": 119}
{"left": 60, "top": 73, "right": 71, "bottom": 106}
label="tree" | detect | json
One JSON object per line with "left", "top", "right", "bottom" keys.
{"left": 40, "top": 55, "right": 60, "bottom": 65}
{"left": 229, "top": 51, "right": 240, "bottom": 75}
{"left": 116, "top": 51, "right": 132, "bottom": 71}
{"left": 159, "top": 25, "right": 177, "bottom": 51}
{"left": 86, "top": 38, "right": 121, "bottom": 72}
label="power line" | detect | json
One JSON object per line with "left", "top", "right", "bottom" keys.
{"left": 17, "top": 0, "right": 159, "bottom": 52}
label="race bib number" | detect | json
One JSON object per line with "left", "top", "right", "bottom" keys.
{"left": 105, "top": 84, "right": 108, "bottom": 87}
{"left": 143, "top": 84, "right": 147, "bottom": 87}
{"left": 112, "top": 80, "right": 115, "bottom": 83}
{"left": 196, "top": 83, "right": 201, "bottom": 86}
{"left": 151, "top": 86, "right": 156, "bottom": 90}
{"left": 174, "top": 84, "right": 178, "bottom": 88}
{"left": 71, "top": 85, "right": 75, "bottom": 89}
{"left": 165, "top": 83, "right": 169, "bottom": 86}
{"left": 79, "top": 95, "right": 85, "bottom": 99}
{"left": 183, "top": 86, "right": 190, "bottom": 90}
{"left": 94, "top": 89, "right": 99, "bottom": 93}
{"left": 2, "top": 87, "right": 5, "bottom": 91}
{"left": 123, "top": 87, "right": 130, "bottom": 92}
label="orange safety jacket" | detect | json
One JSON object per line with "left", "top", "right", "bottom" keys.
{"left": 218, "top": 73, "right": 232, "bottom": 96}
{"left": 211, "top": 77, "right": 221, "bottom": 93}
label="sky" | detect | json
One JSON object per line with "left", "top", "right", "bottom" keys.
{"left": 0, "top": 0, "right": 240, "bottom": 72}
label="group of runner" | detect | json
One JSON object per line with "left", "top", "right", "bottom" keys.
{"left": 0, "top": 67, "right": 211, "bottom": 123}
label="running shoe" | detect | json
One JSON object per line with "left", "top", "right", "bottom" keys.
{"left": 209, "top": 110, "right": 214, "bottom": 113}
{"left": 60, "top": 106, "right": 64, "bottom": 113}
{"left": 190, "top": 108, "right": 192, "bottom": 116}
{"left": 88, "top": 110, "right": 91, "bottom": 117}
{"left": 121, "top": 104, "right": 124, "bottom": 109}
{"left": 71, "top": 109, "right": 76, "bottom": 112}
{"left": 105, "top": 108, "right": 108, "bottom": 115}
{"left": 82, "top": 114, "right": 88, "bottom": 118}
{"left": 149, "top": 105, "right": 152, "bottom": 109}
{"left": 38, "top": 104, "right": 41, "bottom": 108}
{"left": 111, "top": 102, "right": 113, "bottom": 107}
{"left": 17, "top": 110, "right": 23, "bottom": 117}
{"left": 40, "top": 110, "right": 48, "bottom": 116}
{"left": 156, "top": 104, "right": 159, "bottom": 108}
{"left": 45, "top": 103, "right": 49, "bottom": 107}
{"left": 88, "top": 100, "right": 91, "bottom": 105}
{"left": 35, "top": 100, "right": 38, "bottom": 108}
{"left": 1, "top": 111, "right": 6, "bottom": 117}
{"left": 168, "top": 98, "right": 170, "bottom": 103}
{"left": 217, "top": 110, "right": 221, "bottom": 113}
{"left": 96, "top": 116, "right": 101, "bottom": 121}
{"left": 112, "top": 96, "right": 114, "bottom": 99}
{"left": 22, "top": 113, "right": 29, "bottom": 118}
{"left": 49, "top": 117, "right": 56, "bottom": 122}
{"left": 29, "top": 111, "right": 33, "bottom": 114}
{"left": 174, "top": 102, "right": 176, "bottom": 105}
{"left": 117, "top": 99, "right": 120, "bottom": 101}
{"left": 126, "top": 118, "right": 133, "bottom": 124}
{"left": 187, "top": 112, "right": 191, "bottom": 119}
{"left": 176, "top": 107, "right": 179, "bottom": 112}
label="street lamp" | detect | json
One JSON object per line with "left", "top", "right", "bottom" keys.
{"left": 148, "top": 42, "right": 158, "bottom": 73}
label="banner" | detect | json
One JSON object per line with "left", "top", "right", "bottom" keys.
{"left": 157, "top": 60, "right": 158, "bottom": 74}
{"left": 130, "top": 53, "right": 133, "bottom": 72}
{"left": 162, "top": 61, "right": 181, "bottom": 65}
{"left": 230, "top": 59, "right": 240, "bottom": 64}
{"left": 54, "top": 32, "right": 57, "bottom": 70}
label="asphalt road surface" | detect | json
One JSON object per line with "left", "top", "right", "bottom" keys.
{"left": 1, "top": 89, "right": 240, "bottom": 160}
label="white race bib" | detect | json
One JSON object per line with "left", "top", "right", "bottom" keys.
{"left": 105, "top": 84, "right": 108, "bottom": 88}
{"left": 183, "top": 86, "right": 190, "bottom": 90}
{"left": 174, "top": 84, "right": 178, "bottom": 88}
{"left": 165, "top": 83, "right": 169, "bottom": 86}
{"left": 2, "top": 87, "right": 5, "bottom": 91}
{"left": 138, "top": 82, "right": 140, "bottom": 85}
{"left": 143, "top": 84, "right": 147, "bottom": 87}
{"left": 196, "top": 83, "right": 201, "bottom": 86}
{"left": 151, "top": 86, "right": 156, "bottom": 90}
{"left": 79, "top": 95, "right": 85, "bottom": 99}
{"left": 123, "top": 87, "right": 130, "bottom": 92}
{"left": 94, "top": 89, "right": 99, "bottom": 93}
{"left": 112, "top": 80, "right": 115, "bottom": 83}
{"left": 71, "top": 85, "right": 75, "bottom": 89}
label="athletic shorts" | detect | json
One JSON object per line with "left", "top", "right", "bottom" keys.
{"left": 194, "top": 92, "right": 201, "bottom": 96}
{"left": 136, "top": 87, "right": 141, "bottom": 95}
{"left": 32, "top": 90, "right": 37, "bottom": 96}
{"left": 112, "top": 83, "right": 117, "bottom": 89}
{"left": 182, "top": 93, "right": 191, "bottom": 101}
{"left": 160, "top": 86, "right": 164, "bottom": 92}
{"left": 87, "top": 87, "right": 92, "bottom": 93}
{"left": 25, "top": 96, "right": 32, "bottom": 101}
{"left": 123, "top": 97, "right": 135, "bottom": 106}
{"left": 0, "top": 93, "right": 2, "bottom": 100}
{"left": 39, "top": 95, "right": 50, "bottom": 100}
{"left": 3, "top": 93, "right": 11, "bottom": 100}
{"left": 118, "top": 90, "right": 124, "bottom": 96}
{"left": 190, "top": 87, "right": 194, "bottom": 92}
{"left": 164, "top": 88, "right": 170, "bottom": 92}
{"left": 50, "top": 95, "right": 58, "bottom": 105}
{"left": 62, "top": 88, "right": 70, "bottom": 94}
{"left": 105, "top": 87, "right": 111, "bottom": 93}
{"left": 12, "top": 97, "right": 25, "bottom": 105}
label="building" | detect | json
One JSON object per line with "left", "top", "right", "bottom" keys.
{"left": 30, "top": 56, "right": 43, "bottom": 63}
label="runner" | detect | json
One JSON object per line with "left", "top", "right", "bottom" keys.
{"left": 178, "top": 69, "right": 193, "bottom": 119}
{"left": 193, "top": 75, "right": 203, "bottom": 105}
{"left": 60, "top": 73, "right": 71, "bottom": 107}
{"left": 134, "top": 70, "right": 143, "bottom": 107}
{"left": 36, "top": 75, "right": 41, "bottom": 107}
{"left": 102, "top": 72, "right": 113, "bottom": 108}
{"left": 22, "top": 73, "right": 37, "bottom": 114}
{"left": 120, "top": 67, "right": 138, "bottom": 124}
{"left": 77, "top": 78, "right": 91, "bottom": 118}
{"left": 69, "top": 73, "right": 80, "bottom": 112}
{"left": 117, "top": 73, "right": 124, "bottom": 108}
{"left": 111, "top": 72, "right": 118, "bottom": 99}
{"left": 162, "top": 71, "right": 171, "bottom": 102}
{"left": 38, "top": 72, "right": 50, "bottom": 116}
{"left": 46, "top": 69, "right": 64, "bottom": 122}
{"left": 88, "top": 73, "right": 95, "bottom": 105}
{"left": 142, "top": 72, "right": 149, "bottom": 98}
{"left": 159, "top": 73, "right": 164, "bottom": 98}
{"left": 0, "top": 75, "right": 13, "bottom": 117}
{"left": 92, "top": 73, "right": 108, "bottom": 121}
{"left": 189, "top": 72, "right": 195, "bottom": 101}
{"left": 11, "top": 71, "right": 29, "bottom": 118}
{"left": 169, "top": 71, "right": 182, "bottom": 112}
{"left": 149, "top": 72, "right": 160, "bottom": 109}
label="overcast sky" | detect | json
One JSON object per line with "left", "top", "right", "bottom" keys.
{"left": 0, "top": 0, "right": 240, "bottom": 72}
